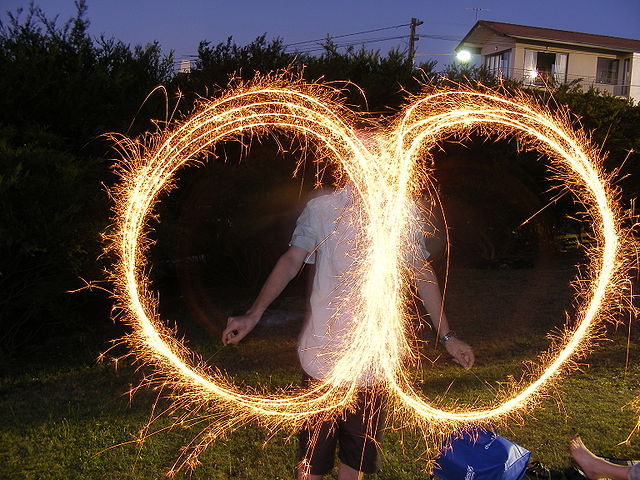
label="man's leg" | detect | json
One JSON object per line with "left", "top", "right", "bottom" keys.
{"left": 297, "top": 373, "right": 339, "bottom": 479}
{"left": 295, "top": 462, "right": 364, "bottom": 480}
{"left": 298, "top": 416, "right": 338, "bottom": 479}
{"left": 337, "top": 387, "right": 386, "bottom": 480}
{"left": 296, "top": 464, "right": 323, "bottom": 480}
{"left": 337, "top": 462, "right": 363, "bottom": 480}
{"left": 297, "top": 423, "right": 338, "bottom": 479}
{"left": 569, "top": 434, "right": 631, "bottom": 480}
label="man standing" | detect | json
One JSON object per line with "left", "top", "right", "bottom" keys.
{"left": 222, "top": 183, "right": 474, "bottom": 480}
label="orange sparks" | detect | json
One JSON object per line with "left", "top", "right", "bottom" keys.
{"left": 107, "top": 76, "right": 635, "bottom": 471}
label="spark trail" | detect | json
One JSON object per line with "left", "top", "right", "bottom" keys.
{"left": 107, "top": 76, "right": 634, "bottom": 472}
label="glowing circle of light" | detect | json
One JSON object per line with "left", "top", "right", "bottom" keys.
{"left": 109, "top": 78, "right": 628, "bottom": 470}
{"left": 456, "top": 50, "right": 472, "bottom": 63}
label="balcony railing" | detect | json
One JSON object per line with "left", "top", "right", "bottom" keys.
{"left": 497, "top": 67, "right": 631, "bottom": 99}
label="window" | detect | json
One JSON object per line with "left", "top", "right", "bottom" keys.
{"left": 596, "top": 57, "right": 619, "bottom": 84}
{"left": 523, "top": 49, "right": 568, "bottom": 85}
{"left": 485, "top": 50, "right": 511, "bottom": 77}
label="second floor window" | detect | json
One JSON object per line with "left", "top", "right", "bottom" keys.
{"left": 524, "top": 49, "right": 568, "bottom": 85}
{"left": 596, "top": 57, "right": 619, "bottom": 84}
{"left": 486, "top": 50, "right": 511, "bottom": 77}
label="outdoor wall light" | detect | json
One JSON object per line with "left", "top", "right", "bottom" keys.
{"left": 456, "top": 50, "right": 472, "bottom": 62}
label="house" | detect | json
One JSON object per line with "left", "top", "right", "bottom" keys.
{"left": 456, "top": 21, "right": 640, "bottom": 104}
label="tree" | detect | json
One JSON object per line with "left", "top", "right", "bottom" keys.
{"left": 303, "top": 39, "right": 437, "bottom": 113}
{"left": 176, "top": 35, "right": 296, "bottom": 101}
{"left": 0, "top": 1, "right": 174, "bottom": 354}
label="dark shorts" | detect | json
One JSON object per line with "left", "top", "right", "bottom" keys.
{"left": 298, "top": 374, "right": 387, "bottom": 476}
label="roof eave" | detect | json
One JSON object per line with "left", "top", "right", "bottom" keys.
{"left": 455, "top": 43, "right": 482, "bottom": 54}
{"left": 510, "top": 35, "right": 639, "bottom": 54}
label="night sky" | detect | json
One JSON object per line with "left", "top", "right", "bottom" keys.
{"left": 3, "top": 0, "right": 639, "bottom": 69}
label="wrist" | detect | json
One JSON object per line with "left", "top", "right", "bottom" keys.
{"left": 244, "top": 309, "right": 263, "bottom": 324}
{"left": 441, "top": 330, "right": 456, "bottom": 344}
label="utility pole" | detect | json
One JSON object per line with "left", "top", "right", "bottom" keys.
{"left": 408, "top": 17, "right": 423, "bottom": 66}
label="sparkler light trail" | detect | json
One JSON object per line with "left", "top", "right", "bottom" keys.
{"left": 108, "top": 75, "right": 635, "bottom": 472}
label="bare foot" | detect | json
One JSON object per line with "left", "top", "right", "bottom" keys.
{"left": 569, "top": 434, "right": 602, "bottom": 479}
{"left": 568, "top": 434, "right": 630, "bottom": 480}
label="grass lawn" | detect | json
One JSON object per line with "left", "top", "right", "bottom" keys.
{"left": 2, "top": 259, "right": 639, "bottom": 479}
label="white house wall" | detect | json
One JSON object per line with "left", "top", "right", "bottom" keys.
{"left": 480, "top": 36, "right": 637, "bottom": 102}
{"left": 630, "top": 53, "right": 640, "bottom": 104}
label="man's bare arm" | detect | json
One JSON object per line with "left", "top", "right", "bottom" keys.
{"left": 415, "top": 261, "right": 475, "bottom": 369}
{"left": 222, "top": 245, "right": 309, "bottom": 345}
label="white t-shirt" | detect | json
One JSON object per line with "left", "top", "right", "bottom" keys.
{"left": 290, "top": 186, "right": 430, "bottom": 384}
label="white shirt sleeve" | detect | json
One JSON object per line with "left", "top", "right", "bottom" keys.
{"left": 289, "top": 202, "right": 318, "bottom": 264}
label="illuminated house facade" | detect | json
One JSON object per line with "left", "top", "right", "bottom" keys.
{"left": 457, "top": 21, "right": 640, "bottom": 104}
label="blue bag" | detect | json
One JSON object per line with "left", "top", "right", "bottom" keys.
{"left": 433, "top": 429, "right": 531, "bottom": 480}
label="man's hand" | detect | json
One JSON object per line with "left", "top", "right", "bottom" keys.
{"left": 444, "top": 337, "right": 475, "bottom": 369}
{"left": 221, "top": 313, "right": 260, "bottom": 345}
{"left": 220, "top": 246, "right": 308, "bottom": 346}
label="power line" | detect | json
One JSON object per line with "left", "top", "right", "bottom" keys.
{"left": 175, "top": 32, "right": 410, "bottom": 64}
{"left": 418, "top": 34, "right": 462, "bottom": 42}
{"left": 177, "top": 22, "right": 425, "bottom": 63}
{"left": 285, "top": 23, "right": 410, "bottom": 49}
{"left": 293, "top": 35, "right": 409, "bottom": 54}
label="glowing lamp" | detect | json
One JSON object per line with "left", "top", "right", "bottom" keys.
{"left": 456, "top": 50, "right": 472, "bottom": 62}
